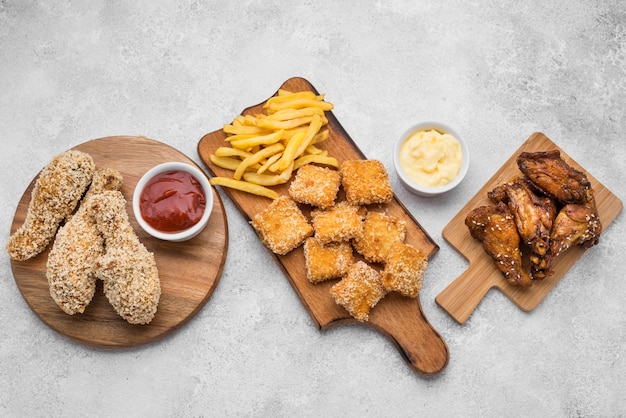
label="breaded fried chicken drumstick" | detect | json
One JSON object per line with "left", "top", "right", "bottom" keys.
{"left": 6, "top": 150, "right": 95, "bottom": 261}
{"left": 46, "top": 168, "right": 124, "bottom": 315}
{"left": 90, "top": 190, "right": 161, "bottom": 325}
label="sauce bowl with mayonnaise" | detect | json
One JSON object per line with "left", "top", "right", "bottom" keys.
{"left": 394, "top": 122, "right": 469, "bottom": 197}
{"left": 133, "top": 162, "right": 213, "bottom": 242}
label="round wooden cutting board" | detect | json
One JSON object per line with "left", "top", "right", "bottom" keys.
{"left": 9, "top": 136, "right": 228, "bottom": 348}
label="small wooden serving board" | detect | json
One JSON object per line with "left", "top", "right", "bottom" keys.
{"left": 436, "top": 132, "right": 623, "bottom": 324}
{"left": 197, "top": 77, "right": 449, "bottom": 375}
{"left": 9, "top": 136, "right": 228, "bottom": 348}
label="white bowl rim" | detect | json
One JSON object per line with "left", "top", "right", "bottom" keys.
{"left": 132, "top": 161, "right": 213, "bottom": 242}
{"left": 393, "top": 121, "right": 470, "bottom": 196}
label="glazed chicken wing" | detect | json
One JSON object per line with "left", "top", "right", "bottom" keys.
{"left": 488, "top": 177, "right": 557, "bottom": 279}
{"left": 517, "top": 150, "right": 590, "bottom": 204}
{"left": 465, "top": 202, "right": 532, "bottom": 287}
{"left": 539, "top": 189, "right": 602, "bottom": 273}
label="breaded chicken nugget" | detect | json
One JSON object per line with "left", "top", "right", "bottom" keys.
{"left": 352, "top": 211, "right": 406, "bottom": 263}
{"left": 381, "top": 242, "right": 427, "bottom": 298}
{"left": 90, "top": 190, "right": 161, "bottom": 325}
{"left": 330, "top": 261, "right": 386, "bottom": 322}
{"left": 46, "top": 168, "right": 124, "bottom": 315}
{"left": 310, "top": 201, "right": 365, "bottom": 244}
{"left": 288, "top": 164, "right": 341, "bottom": 209}
{"left": 340, "top": 159, "right": 393, "bottom": 205}
{"left": 6, "top": 150, "right": 95, "bottom": 261}
{"left": 303, "top": 237, "right": 353, "bottom": 283}
{"left": 251, "top": 196, "right": 313, "bottom": 255}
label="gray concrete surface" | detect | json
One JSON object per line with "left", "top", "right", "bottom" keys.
{"left": 1, "top": 1, "right": 625, "bottom": 417}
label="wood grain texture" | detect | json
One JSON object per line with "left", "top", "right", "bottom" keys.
{"left": 436, "top": 132, "right": 623, "bottom": 324}
{"left": 9, "top": 136, "right": 228, "bottom": 347}
{"left": 197, "top": 77, "right": 448, "bottom": 375}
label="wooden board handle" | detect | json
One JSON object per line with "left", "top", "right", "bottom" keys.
{"left": 367, "top": 295, "right": 449, "bottom": 375}
{"left": 435, "top": 257, "right": 497, "bottom": 324}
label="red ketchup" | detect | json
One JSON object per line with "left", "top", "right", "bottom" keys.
{"left": 139, "top": 170, "right": 206, "bottom": 233}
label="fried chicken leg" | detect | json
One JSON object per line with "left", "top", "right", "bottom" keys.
{"left": 90, "top": 190, "right": 161, "bottom": 325}
{"left": 46, "top": 168, "right": 124, "bottom": 315}
{"left": 517, "top": 150, "right": 590, "bottom": 204}
{"left": 488, "top": 177, "right": 557, "bottom": 279}
{"left": 6, "top": 150, "right": 95, "bottom": 261}
{"left": 465, "top": 202, "right": 532, "bottom": 287}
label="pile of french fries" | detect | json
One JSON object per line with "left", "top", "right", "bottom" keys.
{"left": 209, "top": 89, "right": 338, "bottom": 199}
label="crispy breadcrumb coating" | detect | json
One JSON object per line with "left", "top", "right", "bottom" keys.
{"left": 250, "top": 196, "right": 313, "bottom": 255}
{"left": 90, "top": 190, "right": 161, "bottom": 325}
{"left": 303, "top": 237, "right": 353, "bottom": 283}
{"left": 381, "top": 242, "right": 427, "bottom": 298}
{"left": 310, "top": 201, "right": 365, "bottom": 244}
{"left": 46, "top": 168, "right": 124, "bottom": 315}
{"left": 288, "top": 164, "right": 341, "bottom": 209}
{"left": 330, "top": 261, "right": 386, "bottom": 322}
{"left": 352, "top": 211, "right": 406, "bottom": 264}
{"left": 340, "top": 159, "right": 393, "bottom": 205}
{"left": 6, "top": 150, "right": 95, "bottom": 261}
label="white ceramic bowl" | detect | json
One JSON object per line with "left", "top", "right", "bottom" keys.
{"left": 393, "top": 121, "right": 470, "bottom": 197}
{"left": 133, "top": 162, "right": 213, "bottom": 242}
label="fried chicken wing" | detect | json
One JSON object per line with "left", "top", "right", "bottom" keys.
{"left": 517, "top": 150, "right": 590, "bottom": 204}
{"left": 6, "top": 150, "right": 95, "bottom": 261}
{"left": 539, "top": 189, "right": 602, "bottom": 273}
{"left": 90, "top": 190, "right": 161, "bottom": 325}
{"left": 465, "top": 202, "right": 532, "bottom": 287}
{"left": 46, "top": 168, "right": 123, "bottom": 315}
{"left": 489, "top": 177, "right": 557, "bottom": 279}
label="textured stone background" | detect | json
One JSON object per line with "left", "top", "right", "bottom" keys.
{"left": 1, "top": 1, "right": 625, "bottom": 416}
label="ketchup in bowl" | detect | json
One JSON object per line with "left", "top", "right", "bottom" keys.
{"left": 139, "top": 170, "right": 206, "bottom": 233}
{"left": 133, "top": 162, "right": 213, "bottom": 242}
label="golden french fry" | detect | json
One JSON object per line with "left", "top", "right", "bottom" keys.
{"left": 243, "top": 162, "right": 294, "bottom": 186}
{"left": 234, "top": 143, "right": 284, "bottom": 180}
{"left": 311, "top": 129, "right": 329, "bottom": 144}
{"left": 230, "top": 130, "right": 284, "bottom": 149}
{"left": 223, "top": 124, "right": 268, "bottom": 135}
{"left": 232, "top": 115, "right": 246, "bottom": 126}
{"left": 264, "top": 90, "right": 321, "bottom": 107}
{"left": 277, "top": 89, "right": 322, "bottom": 99}
{"left": 255, "top": 116, "right": 315, "bottom": 131}
{"left": 271, "top": 130, "right": 306, "bottom": 172}
{"left": 242, "top": 172, "right": 288, "bottom": 186}
{"left": 293, "top": 154, "right": 338, "bottom": 170}
{"left": 266, "top": 98, "right": 333, "bottom": 113}
{"left": 210, "top": 155, "right": 250, "bottom": 171}
{"left": 265, "top": 107, "right": 325, "bottom": 121}
{"left": 244, "top": 114, "right": 262, "bottom": 125}
{"left": 257, "top": 152, "right": 282, "bottom": 174}
{"left": 304, "top": 144, "right": 323, "bottom": 155}
{"left": 214, "top": 147, "right": 254, "bottom": 159}
{"left": 209, "top": 177, "right": 279, "bottom": 200}
{"left": 282, "top": 126, "right": 309, "bottom": 140}
{"left": 293, "top": 114, "right": 323, "bottom": 158}
{"left": 279, "top": 161, "right": 294, "bottom": 181}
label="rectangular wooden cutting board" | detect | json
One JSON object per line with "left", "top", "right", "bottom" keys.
{"left": 197, "top": 77, "right": 449, "bottom": 375}
{"left": 436, "top": 132, "right": 623, "bottom": 324}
